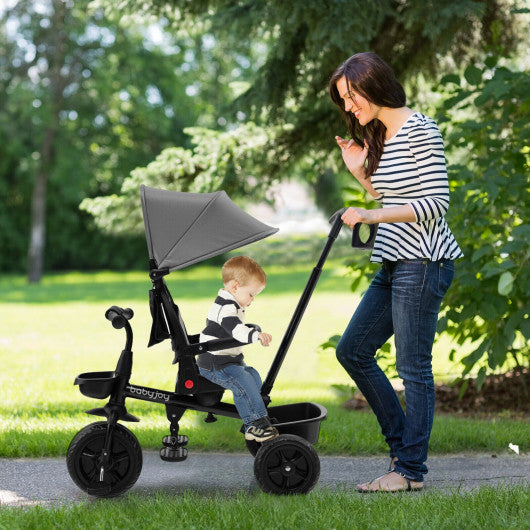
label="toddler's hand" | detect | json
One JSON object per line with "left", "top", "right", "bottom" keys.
{"left": 258, "top": 332, "right": 272, "bottom": 347}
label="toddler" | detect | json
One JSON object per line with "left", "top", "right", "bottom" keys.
{"left": 198, "top": 256, "right": 278, "bottom": 442}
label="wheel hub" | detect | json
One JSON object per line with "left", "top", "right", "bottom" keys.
{"left": 282, "top": 463, "right": 295, "bottom": 476}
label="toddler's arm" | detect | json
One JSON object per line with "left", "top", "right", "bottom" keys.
{"left": 216, "top": 302, "right": 260, "bottom": 344}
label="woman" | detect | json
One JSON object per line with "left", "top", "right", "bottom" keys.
{"left": 329, "top": 52, "right": 463, "bottom": 492}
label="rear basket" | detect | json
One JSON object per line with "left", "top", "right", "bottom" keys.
{"left": 75, "top": 371, "right": 119, "bottom": 399}
{"left": 268, "top": 402, "right": 327, "bottom": 444}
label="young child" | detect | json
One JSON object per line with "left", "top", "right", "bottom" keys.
{"left": 198, "top": 256, "right": 279, "bottom": 442}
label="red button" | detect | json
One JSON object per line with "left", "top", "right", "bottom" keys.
{"left": 184, "top": 380, "right": 194, "bottom": 389}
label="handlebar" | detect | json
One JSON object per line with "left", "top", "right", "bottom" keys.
{"left": 328, "top": 207, "right": 348, "bottom": 226}
{"left": 105, "top": 306, "right": 134, "bottom": 329}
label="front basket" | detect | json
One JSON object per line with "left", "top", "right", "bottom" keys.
{"left": 75, "top": 371, "right": 119, "bottom": 399}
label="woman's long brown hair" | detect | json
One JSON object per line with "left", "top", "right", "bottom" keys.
{"left": 329, "top": 52, "right": 406, "bottom": 178}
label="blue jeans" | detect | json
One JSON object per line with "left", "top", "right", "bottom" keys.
{"left": 336, "top": 259, "right": 454, "bottom": 482}
{"left": 198, "top": 363, "right": 267, "bottom": 425}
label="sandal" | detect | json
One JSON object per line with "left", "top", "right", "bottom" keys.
{"left": 357, "top": 471, "right": 424, "bottom": 493}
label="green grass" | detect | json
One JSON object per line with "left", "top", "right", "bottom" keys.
{"left": 1, "top": 267, "right": 529, "bottom": 526}
{"left": 0, "top": 486, "right": 528, "bottom": 529}
{"left": 0, "top": 266, "right": 528, "bottom": 458}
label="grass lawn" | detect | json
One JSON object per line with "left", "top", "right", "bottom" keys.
{"left": 0, "top": 486, "right": 528, "bottom": 529}
{"left": 1, "top": 265, "right": 528, "bottom": 527}
{"left": 1, "top": 264, "right": 527, "bottom": 458}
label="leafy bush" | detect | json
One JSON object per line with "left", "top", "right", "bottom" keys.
{"left": 435, "top": 56, "right": 529, "bottom": 387}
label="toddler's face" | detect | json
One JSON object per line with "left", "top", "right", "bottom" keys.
{"left": 231, "top": 278, "right": 265, "bottom": 308}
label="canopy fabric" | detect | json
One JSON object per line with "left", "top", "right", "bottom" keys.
{"left": 141, "top": 185, "right": 279, "bottom": 271}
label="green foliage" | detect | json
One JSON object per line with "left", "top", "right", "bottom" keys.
{"left": 0, "top": 0, "right": 261, "bottom": 273}
{"left": 80, "top": 122, "right": 277, "bottom": 234}
{"left": 119, "top": 0, "right": 522, "bottom": 178}
{"left": 71, "top": 0, "right": 526, "bottom": 260}
{"left": 435, "top": 56, "right": 529, "bottom": 383}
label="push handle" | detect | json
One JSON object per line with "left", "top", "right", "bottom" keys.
{"left": 351, "top": 222, "right": 378, "bottom": 249}
{"left": 328, "top": 207, "right": 347, "bottom": 239}
{"left": 328, "top": 207, "right": 378, "bottom": 249}
{"left": 105, "top": 306, "right": 134, "bottom": 329}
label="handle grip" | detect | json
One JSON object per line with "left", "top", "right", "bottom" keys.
{"left": 328, "top": 207, "right": 347, "bottom": 239}
{"left": 105, "top": 306, "right": 134, "bottom": 329}
{"left": 328, "top": 207, "right": 347, "bottom": 226}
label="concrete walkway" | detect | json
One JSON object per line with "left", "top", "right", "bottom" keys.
{"left": 1, "top": 452, "right": 528, "bottom": 507}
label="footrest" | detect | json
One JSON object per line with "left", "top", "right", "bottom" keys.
{"left": 162, "top": 435, "right": 188, "bottom": 448}
{"left": 160, "top": 446, "right": 188, "bottom": 462}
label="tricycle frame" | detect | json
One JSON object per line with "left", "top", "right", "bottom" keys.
{"left": 67, "top": 208, "right": 375, "bottom": 497}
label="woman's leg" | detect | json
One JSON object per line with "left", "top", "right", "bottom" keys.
{"left": 198, "top": 364, "right": 267, "bottom": 424}
{"left": 391, "top": 259, "right": 454, "bottom": 482}
{"left": 336, "top": 266, "right": 404, "bottom": 457}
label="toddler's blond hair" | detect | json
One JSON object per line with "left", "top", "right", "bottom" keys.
{"left": 222, "top": 256, "right": 266, "bottom": 287}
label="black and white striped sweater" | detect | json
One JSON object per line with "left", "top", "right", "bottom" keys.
{"left": 370, "top": 112, "right": 463, "bottom": 263}
{"left": 197, "top": 289, "right": 259, "bottom": 369}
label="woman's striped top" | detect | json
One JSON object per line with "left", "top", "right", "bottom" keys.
{"left": 370, "top": 112, "right": 463, "bottom": 263}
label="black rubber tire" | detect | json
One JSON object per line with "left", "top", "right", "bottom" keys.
{"left": 245, "top": 438, "right": 260, "bottom": 457}
{"left": 253, "top": 434, "right": 320, "bottom": 494}
{"left": 66, "top": 421, "right": 142, "bottom": 498}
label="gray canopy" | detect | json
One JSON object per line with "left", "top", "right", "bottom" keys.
{"left": 141, "top": 185, "right": 279, "bottom": 271}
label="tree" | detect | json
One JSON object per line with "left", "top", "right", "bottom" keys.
{"left": 113, "top": 0, "right": 521, "bottom": 176}
{"left": 0, "top": 0, "right": 213, "bottom": 278}
{"left": 86, "top": 0, "right": 524, "bottom": 225}
{"left": 80, "top": 122, "right": 277, "bottom": 234}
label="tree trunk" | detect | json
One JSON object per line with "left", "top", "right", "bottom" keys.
{"left": 26, "top": 0, "right": 66, "bottom": 283}
{"left": 27, "top": 129, "right": 54, "bottom": 283}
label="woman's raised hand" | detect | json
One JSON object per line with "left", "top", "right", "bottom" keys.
{"left": 335, "top": 136, "right": 368, "bottom": 178}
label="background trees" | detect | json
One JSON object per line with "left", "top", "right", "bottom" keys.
{"left": 1, "top": 0, "right": 528, "bottom": 379}
{"left": 130, "top": 0, "right": 519, "bottom": 174}
{"left": 0, "top": 0, "right": 259, "bottom": 278}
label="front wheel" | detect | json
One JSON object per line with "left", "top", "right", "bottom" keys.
{"left": 66, "top": 421, "right": 142, "bottom": 498}
{"left": 254, "top": 434, "right": 320, "bottom": 494}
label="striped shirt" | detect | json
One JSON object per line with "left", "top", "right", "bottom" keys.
{"left": 370, "top": 112, "right": 463, "bottom": 263}
{"left": 197, "top": 289, "right": 259, "bottom": 369}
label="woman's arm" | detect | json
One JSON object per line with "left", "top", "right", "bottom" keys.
{"left": 341, "top": 204, "right": 415, "bottom": 228}
{"left": 407, "top": 121, "right": 450, "bottom": 221}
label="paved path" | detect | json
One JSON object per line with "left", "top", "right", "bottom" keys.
{"left": 1, "top": 452, "right": 528, "bottom": 507}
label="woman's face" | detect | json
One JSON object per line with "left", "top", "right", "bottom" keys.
{"left": 336, "top": 76, "right": 381, "bottom": 126}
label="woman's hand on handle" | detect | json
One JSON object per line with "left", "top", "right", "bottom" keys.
{"left": 341, "top": 207, "right": 376, "bottom": 229}
{"left": 342, "top": 204, "right": 417, "bottom": 228}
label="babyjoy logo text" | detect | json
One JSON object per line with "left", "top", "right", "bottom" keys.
{"left": 127, "top": 385, "right": 170, "bottom": 402}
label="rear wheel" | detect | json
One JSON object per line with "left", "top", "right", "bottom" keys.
{"left": 254, "top": 434, "right": 320, "bottom": 494}
{"left": 66, "top": 421, "right": 142, "bottom": 498}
